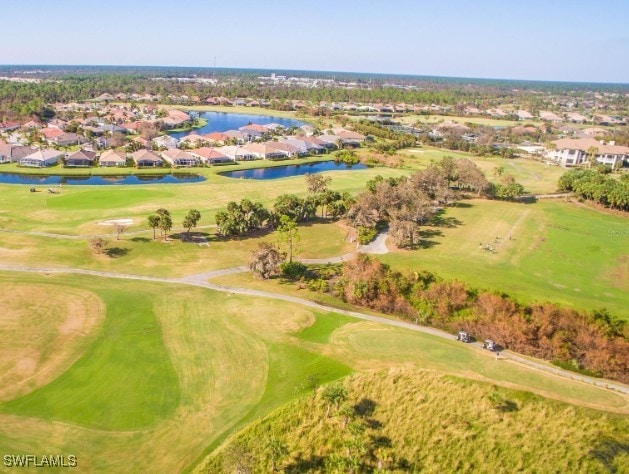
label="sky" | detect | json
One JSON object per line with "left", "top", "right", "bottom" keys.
{"left": 2, "top": 0, "right": 628, "bottom": 83}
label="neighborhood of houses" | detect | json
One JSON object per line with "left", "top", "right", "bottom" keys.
{"left": 0, "top": 103, "right": 366, "bottom": 168}
{"left": 0, "top": 96, "right": 626, "bottom": 169}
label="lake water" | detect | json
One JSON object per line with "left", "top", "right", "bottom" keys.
{"left": 220, "top": 161, "right": 367, "bottom": 180}
{"left": 0, "top": 173, "right": 206, "bottom": 185}
{"left": 168, "top": 111, "right": 306, "bottom": 139}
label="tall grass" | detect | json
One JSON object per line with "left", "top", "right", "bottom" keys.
{"left": 199, "top": 369, "right": 628, "bottom": 473}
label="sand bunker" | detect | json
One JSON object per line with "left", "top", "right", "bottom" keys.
{"left": 98, "top": 218, "right": 134, "bottom": 226}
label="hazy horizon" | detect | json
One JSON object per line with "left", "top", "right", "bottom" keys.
{"left": 2, "top": 64, "right": 628, "bottom": 87}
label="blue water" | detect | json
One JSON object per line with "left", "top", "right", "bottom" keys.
{"left": 0, "top": 173, "right": 206, "bottom": 185}
{"left": 168, "top": 112, "right": 306, "bottom": 139}
{"left": 220, "top": 161, "right": 367, "bottom": 180}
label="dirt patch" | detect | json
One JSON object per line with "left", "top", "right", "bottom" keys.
{"left": 0, "top": 283, "right": 105, "bottom": 401}
{"left": 607, "top": 255, "right": 629, "bottom": 291}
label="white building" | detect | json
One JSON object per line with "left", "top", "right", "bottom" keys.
{"left": 547, "top": 138, "right": 629, "bottom": 167}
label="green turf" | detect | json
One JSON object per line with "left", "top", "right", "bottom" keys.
{"left": 0, "top": 272, "right": 625, "bottom": 474}
{"left": 295, "top": 312, "right": 355, "bottom": 344}
{"left": 249, "top": 342, "right": 352, "bottom": 420}
{"left": 46, "top": 188, "right": 176, "bottom": 210}
{"left": 0, "top": 286, "right": 180, "bottom": 430}
{"left": 380, "top": 199, "right": 628, "bottom": 317}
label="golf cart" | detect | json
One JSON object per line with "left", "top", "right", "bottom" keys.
{"left": 482, "top": 339, "right": 498, "bottom": 351}
{"left": 456, "top": 330, "right": 471, "bottom": 343}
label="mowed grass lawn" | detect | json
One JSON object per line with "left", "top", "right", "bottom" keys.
{"left": 0, "top": 221, "right": 354, "bottom": 277}
{"left": 1, "top": 272, "right": 625, "bottom": 473}
{"left": 0, "top": 166, "right": 406, "bottom": 234}
{"left": 380, "top": 199, "right": 629, "bottom": 317}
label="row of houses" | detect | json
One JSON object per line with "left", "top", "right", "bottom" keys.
{"left": 0, "top": 126, "right": 366, "bottom": 168}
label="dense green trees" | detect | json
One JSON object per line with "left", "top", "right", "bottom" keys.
{"left": 272, "top": 194, "right": 317, "bottom": 223}
{"left": 182, "top": 209, "right": 201, "bottom": 237}
{"left": 215, "top": 199, "right": 270, "bottom": 236}
{"left": 559, "top": 169, "right": 629, "bottom": 211}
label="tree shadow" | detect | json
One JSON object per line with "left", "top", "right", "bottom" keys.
{"left": 170, "top": 231, "right": 211, "bottom": 243}
{"left": 284, "top": 454, "right": 325, "bottom": 473}
{"left": 494, "top": 399, "right": 519, "bottom": 413}
{"left": 450, "top": 201, "right": 473, "bottom": 208}
{"left": 105, "top": 247, "right": 131, "bottom": 258}
{"left": 354, "top": 398, "right": 377, "bottom": 417}
{"left": 131, "top": 237, "right": 150, "bottom": 243}
{"left": 432, "top": 215, "right": 463, "bottom": 228}
{"left": 589, "top": 437, "right": 629, "bottom": 473}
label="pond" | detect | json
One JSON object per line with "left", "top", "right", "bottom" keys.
{"left": 220, "top": 161, "right": 367, "bottom": 180}
{"left": 0, "top": 173, "right": 206, "bottom": 185}
{"left": 168, "top": 111, "right": 306, "bottom": 139}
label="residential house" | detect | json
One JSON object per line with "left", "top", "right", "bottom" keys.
{"left": 539, "top": 111, "right": 563, "bottom": 123}
{"left": 516, "top": 110, "right": 534, "bottom": 121}
{"left": 299, "top": 124, "right": 316, "bottom": 136}
{"left": 0, "top": 121, "right": 20, "bottom": 133}
{"left": 223, "top": 130, "right": 248, "bottom": 143}
{"left": 99, "top": 150, "right": 128, "bottom": 167}
{"left": 131, "top": 136, "right": 151, "bottom": 148}
{"left": 0, "top": 143, "right": 37, "bottom": 163}
{"left": 161, "top": 149, "right": 199, "bottom": 167}
{"left": 239, "top": 125, "right": 265, "bottom": 140}
{"left": 52, "top": 132, "right": 82, "bottom": 147}
{"left": 190, "top": 147, "right": 234, "bottom": 165}
{"left": 241, "top": 142, "right": 286, "bottom": 160}
{"left": 204, "top": 132, "right": 230, "bottom": 145}
{"left": 313, "top": 135, "right": 341, "bottom": 149}
{"left": 152, "top": 135, "right": 179, "bottom": 150}
{"left": 565, "top": 112, "right": 588, "bottom": 123}
{"left": 131, "top": 149, "right": 163, "bottom": 168}
{"left": 547, "top": 137, "right": 629, "bottom": 167}
{"left": 333, "top": 129, "right": 366, "bottom": 146}
{"left": 218, "top": 145, "right": 257, "bottom": 161}
{"left": 47, "top": 118, "right": 68, "bottom": 130}
{"left": 19, "top": 149, "right": 63, "bottom": 167}
{"left": 179, "top": 133, "right": 207, "bottom": 148}
{"left": 580, "top": 127, "right": 609, "bottom": 137}
{"left": 282, "top": 138, "right": 323, "bottom": 155}
{"left": 266, "top": 142, "right": 300, "bottom": 158}
{"left": 66, "top": 149, "right": 96, "bottom": 167}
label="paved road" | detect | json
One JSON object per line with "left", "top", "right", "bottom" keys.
{"left": 0, "top": 262, "right": 627, "bottom": 396}
{"left": 0, "top": 224, "right": 217, "bottom": 240}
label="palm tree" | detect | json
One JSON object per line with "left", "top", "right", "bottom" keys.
{"left": 586, "top": 146, "right": 599, "bottom": 168}
{"left": 147, "top": 214, "right": 160, "bottom": 240}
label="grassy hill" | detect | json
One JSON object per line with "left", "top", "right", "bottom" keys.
{"left": 198, "top": 369, "right": 629, "bottom": 473}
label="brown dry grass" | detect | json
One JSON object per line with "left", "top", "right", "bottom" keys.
{"left": 0, "top": 283, "right": 105, "bottom": 401}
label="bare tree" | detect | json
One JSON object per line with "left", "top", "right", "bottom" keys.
{"left": 249, "top": 243, "right": 282, "bottom": 279}
{"left": 113, "top": 223, "right": 127, "bottom": 240}
{"left": 88, "top": 237, "right": 107, "bottom": 254}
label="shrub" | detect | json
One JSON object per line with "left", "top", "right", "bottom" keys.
{"left": 280, "top": 261, "right": 309, "bottom": 280}
{"left": 357, "top": 226, "right": 377, "bottom": 244}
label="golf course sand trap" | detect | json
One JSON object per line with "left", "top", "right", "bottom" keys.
{"left": 0, "top": 283, "right": 105, "bottom": 401}
{"left": 98, "top": 218, "right": 134, "bottom": 226}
